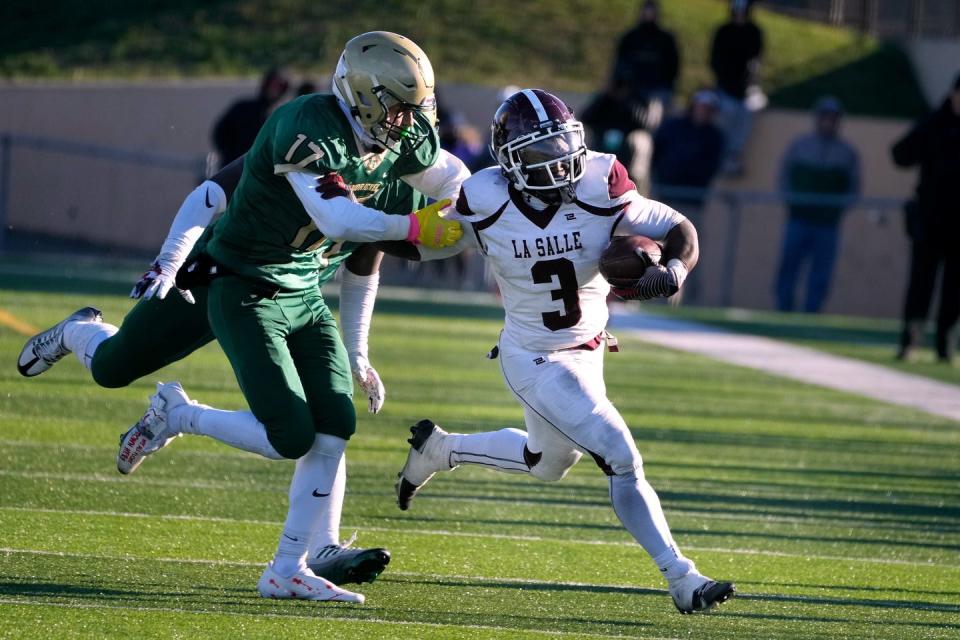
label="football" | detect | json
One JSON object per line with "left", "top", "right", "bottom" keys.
{"left": 599, "top": 235, "right": 662, "bottom": 286}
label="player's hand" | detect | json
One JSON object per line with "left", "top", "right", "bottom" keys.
{"left": 406, "top": 199, "right": 462, "bottom": 248}
{"left": 352, "top": 357, "right": 385, "bottom": 414}
{"left": 315, "top": 173, "right": 357, "bottom": 201}
{"left": 130, "top": 261, "right": 196, "bottom": 304}
{"left": 611, "top": 264, "right": 679, "bottom": 301}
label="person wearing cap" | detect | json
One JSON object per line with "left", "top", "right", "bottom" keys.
{"left": 892, "top": 73, "right": 960, "bottom": 363}
{"left": 651, "top": 90, "right": 726, "bottom": 304}
{"left": 773, "top": 96, "right": 860, "bottom": 313}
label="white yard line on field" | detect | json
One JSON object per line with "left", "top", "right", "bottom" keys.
{"left": 610, "top": 311, "right": 960, "bottom": 423}
{"left": 0, "top": 507, "right": 953, "bottom": 568}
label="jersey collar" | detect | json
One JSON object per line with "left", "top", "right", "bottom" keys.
{"left": 508, "top": 184, "right": 561, "bottom": 230}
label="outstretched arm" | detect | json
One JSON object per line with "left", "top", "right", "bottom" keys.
{"left": 131, "top": 155, "right": 245, "bottom": 303}
{"left": 286, "top": 172, "right": 462, "bottom": 249}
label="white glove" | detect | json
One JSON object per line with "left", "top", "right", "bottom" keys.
{"left": 130, "top": 260, "right": 195, "bottom": 304}
{"left": 351, "top": 356, "right": 385, "bottom": 414}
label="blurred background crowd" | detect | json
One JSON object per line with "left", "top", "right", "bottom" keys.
{"left": 1, "top": 0, "right": 958, "bottom": 361}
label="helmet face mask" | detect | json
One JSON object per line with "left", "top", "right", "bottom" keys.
{"left": 332, "top": 31, "right": 437, "bottom": 150}
{"left": 370, "top": 86, "right": 437, "bottom": 146}
{"left": 492, "top": 90, "right": 587, "bottom": 205}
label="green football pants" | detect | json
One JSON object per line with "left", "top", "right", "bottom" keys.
{"left": 207, "top": 276, "right": 355, "bottom": 459}
{"left": 90, "top": 286, "right": 214, "bottom": 388}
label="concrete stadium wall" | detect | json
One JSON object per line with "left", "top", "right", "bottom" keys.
{"left": 0, "top": 80, "right": 920, "bottom": 317}
{"left": 699, "top": 109, "right": 917, "bottom": 318}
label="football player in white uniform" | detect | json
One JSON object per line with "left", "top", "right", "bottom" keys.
{"left": 396, "top": 89, "right": 735, "bottom": 614}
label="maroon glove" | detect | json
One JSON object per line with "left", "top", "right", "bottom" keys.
{"left": 315, "top": 173, "right": 355, "bottom": 201}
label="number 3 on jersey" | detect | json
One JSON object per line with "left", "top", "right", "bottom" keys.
{"left": 531, "top": 258, "right": 581, "bottom": 331}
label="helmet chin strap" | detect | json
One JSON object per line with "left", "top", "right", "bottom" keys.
{"left": 332, "top": 81, "right": 381, "bottom": 150}
{"left": 523, "top": 187, "right": 571, "bottom": 208}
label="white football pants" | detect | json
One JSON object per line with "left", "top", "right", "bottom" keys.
{"left": 479, "top": 331, "right": 688, "bottom": 572}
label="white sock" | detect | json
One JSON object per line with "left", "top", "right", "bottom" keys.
{"left": 273, "top": 434, "right": 346, "bottom": 577}
{"left": 449, "top": 428, "right": 530, "bottom": 473}
{"left": 307, "top": 453, "right": 346, "bottom": 557}
{"left": 609, "top": 471, "right": 694, "bottom": 581}
{"left": 62, "top": 321, "right": 118, "bottom": 371}
{"left": 171, "top": 405, "right": 284, "bottom": 460}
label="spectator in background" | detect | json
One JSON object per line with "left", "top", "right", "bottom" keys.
{"left": 610, "top": 0, "right": 679, "bottom": 110}
{"left": 651, "top": 90, "right": 725, "bottom": 303}
{"left": 774, "top": 97, "right": 860, "bottom": 314}
{"left": 211, "top": 67, "right": 290, "bottom": 168}
{"left": 581, "top": 0, "right": 678, "bottom": 195}
{"left": 709, "top": 0, "right": 764, "bottom": 176}
{"left": 439, "top": 111, "right": 486, "bottom": 172}
{"left": 296, "top": 79, "right": 317, "bottom": 96}
{"left": 891, "top": 73, "right": 960, "bottom": 363}
{"left": 580, "top": 86, "right": 655, "bottom": 194}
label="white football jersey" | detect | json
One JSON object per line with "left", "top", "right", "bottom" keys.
{"left": 452, "top": 151, "right": 686, "bottom": 351}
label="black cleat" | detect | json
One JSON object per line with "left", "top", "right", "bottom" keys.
{"left": 307, "top": 544, "right": 391, "bottom": 585}
{"left": 672, "top": 578, "right": 736, "bottom": 614}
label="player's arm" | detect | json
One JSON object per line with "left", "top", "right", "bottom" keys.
{"left": 340, "top": 244, "right": 386, "bottom": 414}
{"left": 608, "top": 160, "right": 698, "bottom": 300}
{"left": 131, "top": 155, "right": 245, "bottom": 303}
{"left": 399, "top": 149, "right": 471, "bottom": 202}
{"left": 372, "top": 177, "right": 478, "bottom": 262}
{"left": 285, "top": 171, "right": 461, "bottom": 248}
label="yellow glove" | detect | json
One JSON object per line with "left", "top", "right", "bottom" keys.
{"left": 406, "top": 199, "right": 463, "bottom": 248}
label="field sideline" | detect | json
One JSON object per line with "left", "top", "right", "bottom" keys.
{"left": 1, "top": 288, "right": 958, "bottom": 639}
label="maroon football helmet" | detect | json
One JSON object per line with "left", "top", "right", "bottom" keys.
{"left": 490, "top": 89, "right": 587, "bottom": 204}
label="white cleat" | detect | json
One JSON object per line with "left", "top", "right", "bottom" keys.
{"left": 669, "top": 571, "right": 736, "bottom": 614}
{"left": 395, "top": 419, "right": 455, "bottom": 511}
{"left": 257, "top": 562, "right": 365, "bottom": 603}
{"left": 17, "top": 307, "right": 102, "bottom": 377}
{"left": 116, "top": 382, "right": 188, "bottom": 475}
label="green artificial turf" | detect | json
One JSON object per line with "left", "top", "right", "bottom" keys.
{"left": 0, "top": 288, "right": 957, "bottom": 638}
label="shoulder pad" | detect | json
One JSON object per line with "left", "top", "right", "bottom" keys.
{"left": 456, "top": 167, "right": 511, "bottom": 222}
{"left": 575, "top": 151, "right": 633, "bottom": 207}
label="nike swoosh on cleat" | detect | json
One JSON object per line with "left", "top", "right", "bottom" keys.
{"left": 283, "top": 534, "right": 299, "bottom": 542}
{"left": 312, "top": 489, "right": 330, "bottom": 497}
{"left": 205, "top": 188, "right": 213, "bottom": 208}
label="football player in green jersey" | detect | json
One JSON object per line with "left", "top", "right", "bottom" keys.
{"left": 18, "top": 155, "right": 428, "bottom": 588}
{"left": 18, "top": 31, "right": 470, "bottom": 603}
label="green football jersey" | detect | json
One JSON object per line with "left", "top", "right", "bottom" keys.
{"left": 207, "top": 94, "right": 439, "bottom": 291}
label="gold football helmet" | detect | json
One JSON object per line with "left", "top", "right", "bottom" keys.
{"left": 332, "top": 31, "right": 436, "bottom": 149}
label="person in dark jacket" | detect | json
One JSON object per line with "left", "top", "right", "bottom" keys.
{"left": 650, "top": 90, "right": 725, "bottom": 303}
{"left": 709, "top": 0, "right": 764, "bottom": 175}
{"left": 774, "top": 97, "right": 860, "bottom": 313}
{"left": 211, "top": 68, "right": 290, "bottom": 168}
{"left": 611, "top": 0, "right": 680, "bottom": 108}
{"left": 891, "top": 73, "right": 960, "bottom": 363}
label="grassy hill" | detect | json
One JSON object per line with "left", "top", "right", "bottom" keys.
{"left": 1, "top": 0, "right": 926, "bottom": 117}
